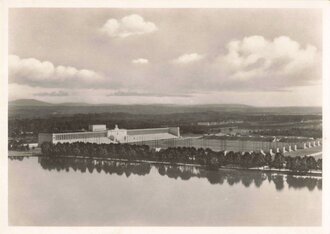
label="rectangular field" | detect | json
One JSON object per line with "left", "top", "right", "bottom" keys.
{"left": 129, "top": 137, "right": 315, "bottom": 152}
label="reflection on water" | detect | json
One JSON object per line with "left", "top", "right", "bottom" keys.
{"left": 9, "top": 156, "right": 321, "bottom": 191}
{"left": 9, "top": 156, "right": 322, "bottom": 226}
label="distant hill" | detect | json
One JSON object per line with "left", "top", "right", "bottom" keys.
{"left": 56, "top": 102, "right": 91, "bottom": 106}
{"left": 9, "top": 99, "right": 53, "bottom": 106}
{"left": 9, "top": 99, "right": 253, "bottom": 109}
{"left": 8, "top": 98, "right": 322, "bottom": 118}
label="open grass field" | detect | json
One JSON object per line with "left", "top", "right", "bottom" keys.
{"left": 284, "top": 146, "right": 322, "bottom": 159}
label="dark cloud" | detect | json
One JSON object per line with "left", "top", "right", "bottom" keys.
{"left": 34, "top": 90, "right": 69, "bottom": 97}
{"left": 108, "top": 91, "right": 191, "bottom": 97}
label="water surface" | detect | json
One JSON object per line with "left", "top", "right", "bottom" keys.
{"left": 9, "top": 156, "right": 322, "bottom": 226}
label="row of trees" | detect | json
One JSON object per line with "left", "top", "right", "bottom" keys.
{"left": 40, "top": 142, "right": 322, "bottom": 173}
{"left": 36, "top": 157, "right": 322, "bottom": 191}
{"left": 38, "top": 157, "right": 151, "bottom": 176}
{"left": 8, "top": 140, "right": 30, "bottom": 151}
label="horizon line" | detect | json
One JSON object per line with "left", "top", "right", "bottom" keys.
{"left": 8, "top": 98, "right": 322, "bottom": 108}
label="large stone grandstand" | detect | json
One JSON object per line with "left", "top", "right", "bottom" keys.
{"left": 118, "top": 126, "right": 180, "bottom": 143}
{"left": 38, "top": 124, "right": 180, "bottom": 145}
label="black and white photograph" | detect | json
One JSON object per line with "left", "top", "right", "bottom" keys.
{"left": 1, "top": 0, "right": 330, "bottom": 233}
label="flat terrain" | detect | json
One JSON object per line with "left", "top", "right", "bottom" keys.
{"left": 284, "top": 146, "right": 322, "bottom": 159}
{"left": 8, "top": 148, "right": 41, "bottom": 157}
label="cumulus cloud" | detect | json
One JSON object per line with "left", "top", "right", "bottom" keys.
{"left": 101, "top": 14, "right": 158, "bottom": 38}
{"left": 132, "top": 58, "right": 149, "bottom": 64}
{"left": 9, "top": 55, "right": 104, "bottom": 88}
{"left": 172, "top": 53, "right": 204, "bottom": 64}
{"left": 151, "top": 35, "right": 320, "bottom": 93}
{"left": 34, "top": 90, "right": 69, "bottom": 97}
{"left": 9, "top": 35, "right": 320, "bottom": 96}
{"left": 218, "top": 35, "right": 319, "bottom": 82}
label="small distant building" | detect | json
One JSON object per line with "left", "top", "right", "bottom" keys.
{"left": 213, "top": 127, "right": 250, "bottom": 136}
{"left": 23, "top": 143, "right": 39, "bottom": 149}
{"left": 88, "top": 124, "right": 106, "bottom": 132}
{"left": 38, "top": 124, "right": 180, "bottom": 146}
{"left": 197, "top": 120, "right": 243, "bottom": 126}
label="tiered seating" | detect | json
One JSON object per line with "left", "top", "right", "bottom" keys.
{"left": 127, "top": 133, "right": 177, "bottom": 143}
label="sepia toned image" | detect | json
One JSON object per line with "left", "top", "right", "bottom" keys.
{"left": 6, "top": 5, "right": 324, "bottom": 228}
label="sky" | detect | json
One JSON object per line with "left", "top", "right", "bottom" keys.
{"left": 8, "top": 8, "right": 322, "bottom": 106}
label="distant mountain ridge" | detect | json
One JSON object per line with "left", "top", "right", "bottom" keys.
{"left": 8, "top": 99, "right": 322, "bottom": 116}
{"left": 9, "top": 99, "right": 92, "bottom": 106}
{"left": 9, "top": 99, "right": 53, "bottom": 106}
{"left": 9, "top": 99, "right": 253, "bottom": 108}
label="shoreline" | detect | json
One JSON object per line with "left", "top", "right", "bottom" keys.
{"left": 8, "top": 150, "right": 322, "bottom": 177}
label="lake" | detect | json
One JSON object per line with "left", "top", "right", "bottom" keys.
{"left": 8, "top": 156, "right": 322, "bottom": 226}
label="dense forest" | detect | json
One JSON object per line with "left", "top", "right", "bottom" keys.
{"left": 9, "top": 111, "right": 322, "bottom": 138}
{"left": 40, "top": 142, "right": 322, "bottom": 173}
{"left": 8, "top": 101, "right": 322, "bottom": 118}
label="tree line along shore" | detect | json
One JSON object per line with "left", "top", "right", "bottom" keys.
{"left": 39, "top": 142, "right": 322, "bottom": 174}
{"left": 15, "top": 157, "right": 317, "bottom": 191}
